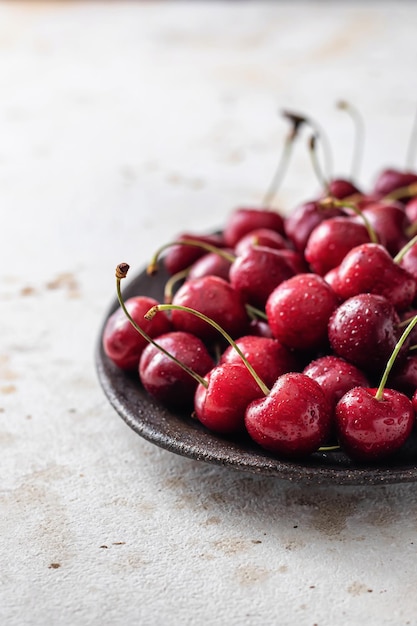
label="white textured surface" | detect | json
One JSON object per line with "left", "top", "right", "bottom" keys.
{"left": 2, "top": 2, "right": 417, "bottom": 625}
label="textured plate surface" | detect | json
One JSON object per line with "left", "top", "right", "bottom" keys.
{"left": 96, "top": 265, "right": 417, "bottom": 486}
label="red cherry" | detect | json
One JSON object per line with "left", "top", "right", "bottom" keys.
{"left": 331, "top": 243, "right": 416, "bottom": 312}
{"left": 139, "top": 331, "right": 214, "bottom": 409}
{"left": 234, "top": 228, "right": 290, "bottom": 257}
{"left": 229, "top": 245, "right": 295, "bottom": 308}
{"left": 374, "top": 168, "right": 417, "bottom": 199}
{"left": 103, "top": 296, "right": 172, "bottom": 370}
{"left": 266, "top": 273, "right": 339, "bottom": 351}
{"left": 328, "top": 293, "right": 405, "bottom": 374}
{"left": 187, "top": 250, "right": 233, "bottom": 281}
{"left": 335, "top": 387, "right": 415, "bottom": 462}
{"left": 304, "top": 216, "right": 371, "bottom": 276}
{"left": 355, "top": 202, "right": 409, "bottom": 255}
{"left": 387, "top": 355, "right": 417, "bottom": 398}
{"left": 327, "top": 178, "right": 361, "bottom": 199}
{"left": 163, "top": 232, "right": 225, "bottom": 275}
{"left": 220, "top": 335, "right": 300, "bottom": 389}
{"left": 284, "top": 200, "right": 343, "bottom": 252}
{"left": 171, "top": 275, "right": 249, "bottom": 341}
{"left": 224, "top": 207, "right": 285, "bottom": 248}
{"left": 303, "top": 355, "right": 369, "bottom": 409}
{"left": 194, "top": 362, "right": 264, "bottom": 434}
{"left": 245, "top": 373, "right": 332, "bottom": 458}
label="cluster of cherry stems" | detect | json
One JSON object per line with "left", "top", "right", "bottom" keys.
{"left": 103, "top": 105, "right": 417, "bottom": 464}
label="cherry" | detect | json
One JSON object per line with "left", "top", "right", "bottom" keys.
{"left": 284, "top": 200, "right": 343, "bottom": 252}
{"left": 220, "top": 335, "right": 299, "bottom": 389}
{"left": 388, "top": 355, "right": 417, "bottom": 398}
{"left": 374, "top": 168, "right": 417, "bottom": 200}
{"left": 234, "top": 228, "right": 290, "bottom": 256}
{"left": 355, "top": 202, "right": 409, "bottom": 255}
{"left": 170, "top": 275, "right": 249, "bottom": 342}
{"left": 194, "top": 362, "right": 265, "bottom": 434}
{"left": 328, "top": 293, "right": 405, "bottom": 374}
{"left": 335, "top": 314, "right": 417, "bottom": 461}
{"left": 187, "top": 250, "right": 233, "bottom": 281}
{"left": 162, "top": 232, "right": 225, "bottom": 275}
{"left": 304, "top": 216, "right": 371, "bottom": 276}
{"left": 335, "top": 387, "right": 414, "bottom": 462}
{"left": 245, "top": 373, "right": 332, "bottom": 458}
{"left": 103, "top": 294, "right": 172, "bottom": 370}
{"left": 139, "top": 331, "right": 215, "bottom": 409}
{"left": 331, "top": 242, "right": 417, "bottom": 312}
{"left": 327, "top": 178, "right": 361, "bottom": 200}
{"left": 405, "top": 196, "right": 417, "bottom": 226}
{"left": 223, "top": 207, "right": 285, "bottom": 248}
{"left": 266, "top": 273, "right": 339, "bottom": 352}
{"left": 303, "top": 355, "right": 369, "bottom": 409}
{"left": 229, "top": 245, "right": 295, "bottom": 308}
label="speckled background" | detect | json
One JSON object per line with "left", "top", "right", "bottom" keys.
{"left": 2, "top": 2, "right": 417, "bottom": 625}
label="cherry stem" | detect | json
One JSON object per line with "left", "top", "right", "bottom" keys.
{"left": 147, "top": 239, "right": 235, "bottom": 275}
{"left": 245, "top": 303, "right": 268, "bottom": 321}
{"left": 145, "top": 303, "right": 271, "bottom": 396}
{"left": 384, "top": 181, "right": 417, "bottom": 202}
{"left": 262, "top": 113, "right": 305, "bottom": 207}
{"left": 336, "top": 100, "right": 365, "bottom": 182}
{"left": 393, "top": 233, "right": 417, "bottom": 264}
{"left": 115, "top": 263, "right": 208, "bottom": 388}
{"left": 318, "top": 196, "right": 378, "bottom": 244}
{"left": 318, "top": 444, "right": 341, "bottom": 452}
{"left": 308, "top": 133, "right": 330, "bottom": 194}
{"left": 405, "top": 106, "right": 417, "bottom": 170}
{"left": 164, "top": 268, "right": 190, "bottom": 303}
{"left": 375, "top": 313, "right": 417, "bottom": 401}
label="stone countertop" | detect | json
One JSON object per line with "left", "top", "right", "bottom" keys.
{"left": 1, "top": 2, "right": 417, "bottom": 625}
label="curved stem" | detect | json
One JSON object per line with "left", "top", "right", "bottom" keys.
{"left": 245, "top": 303, "right": 268, "bottom": 321}
{"left": 393, "top": 233, "right": 417, "bottom": 264}
{"left": 145, "top": 303, "right": 271, "bottom": 396}
{"left": 375, "top": 314, "right": 417, "bottom": 401}
{"left": 309, "top": 134, "right": 330, "bottom": 193}
{"left": 319, "top": 197, "right": 378, "bottom": 244}
{"left": 164, "top": 268, "right": 190, "bottom": 303}
{"left": 406, "top": 106, "right": 417, "bottom": 170}
{"left": 384, "top": 181, "right": 417, "bottom": 202}
{"left": 336, "top": 100, "right": 365, "bottom": 181}
{"left": 263, "top": 127, "right": 299, "bottom": 207}
{"left": 115, "top": 264, "right": 208, "bottom": 388}
{"left": 147, "top": 239, "right": 236, "bottom": 275}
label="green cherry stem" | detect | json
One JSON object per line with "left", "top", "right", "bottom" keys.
{"left": 147, "top": 239, "right": 235, "bottom": 275}
{"left": 336, "top": 100, "right": 365, "bottom": 182}
{"left": 115, "top": 263, "right": 208, "bottom": 388}
{"left": 145, "top": 303, "right": 271, "bottom": 397}
{"left": 308, "top": 133, "right": 330, "bottom": 194}
{"left": 393, "top": 233, "right": 417, "bottom": 264}
{"left": 164, "top": 268, "right": 190, "bottom": 303}
{"left": 384, "top": 181, "right": 417, "bottom": 202}
{"left": 375, "top": 313, "right": 417, "bottom": 401}
{"left": 262, "top": 112, "right": 306, "bottom": 207}
{"left": 318, "top": 196, "right": 378, "bottom": 244}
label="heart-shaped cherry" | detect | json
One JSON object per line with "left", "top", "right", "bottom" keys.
{"left": 335, "top": 314, "right": 417, "bottom": 461}
{"left": 139, "top": 331, "right": 215, "bottom": 409}
{"left": 266, "top": 273, "right": 339, "bottom": 352}
{"left": 245, "top": 373, "right": 332, "bottom": 457}
{"left": 103, "top": 293, "right": 172, "bottom": 370}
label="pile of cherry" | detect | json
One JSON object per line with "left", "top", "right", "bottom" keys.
{"left": 103, "top": 164, "right": 417, "bottom": 465}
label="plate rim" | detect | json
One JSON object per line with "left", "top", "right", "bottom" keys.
{"left": 95, "top": 265, "right": 417, "bottom": 486}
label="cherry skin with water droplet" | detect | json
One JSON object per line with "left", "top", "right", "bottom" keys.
{"left": 103, "top": 296, "right": 172, "bottom": 370}
{"left": 171, "top": 275, "right": 249, "bottom": 342}
{"left": 194, "top": 361, "right": 265, "bottom": 434}
{"left": 220, "top": 335, "right": 300, "bottom": 389}
{"left": 245, "top": 373, "right": 332, "bottom": 458}
{"left": 303, "top": 355, "right": 370, "bottom": 409}
{"left": 266, "top": 273, "right": 339, "bottom": 352}
{"left": 328, "top": 293, "right": 405, "bottom": 375}
{"left": 139, "top": 331, "right": 215, "bottom": 410}
{"left": 335, "top": 387, "right": 415, "bottom": 462}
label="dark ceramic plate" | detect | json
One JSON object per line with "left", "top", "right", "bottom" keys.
{"left": 96, "top": 265, "right": 417, "bottom": 486}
